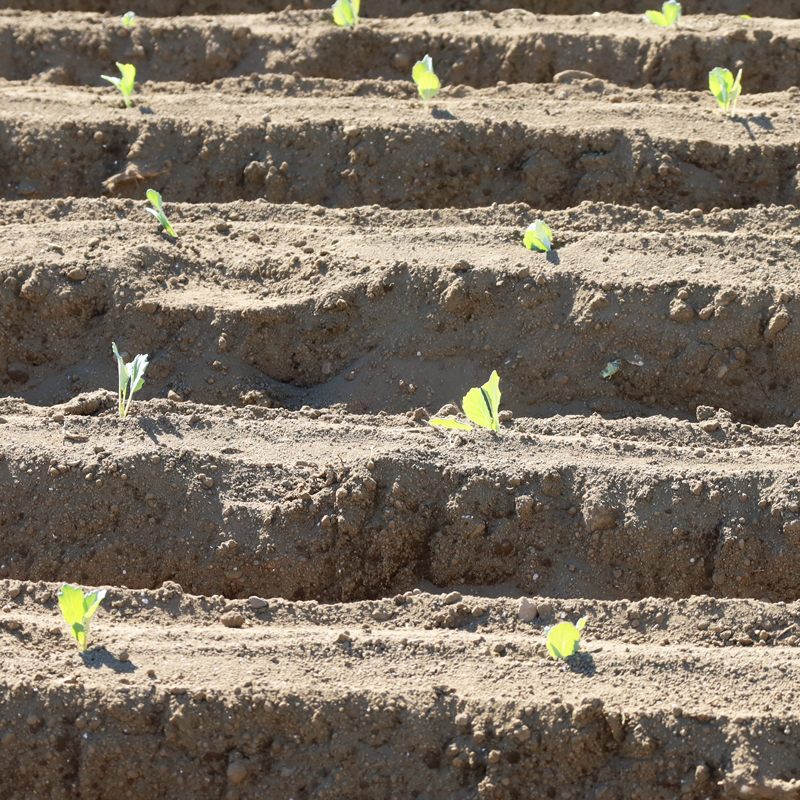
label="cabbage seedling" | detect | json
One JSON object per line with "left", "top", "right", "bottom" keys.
{"left": 412, "top": 55, "right": 441, "bottom": 112}
{"left": 101, "top": 62, "right": 136, "bottom": 108}
{"left": 120, "top": 11, "right": 137, "bottom": 27}
{"left": 58, "top": 584, "right": 106, "bottom": 652}
{"left": 709, "top": 68, "right": 742, "bottom": 117}
{"left": 429, "top": 370, "right": 501, "bottom": 433}
{"left": 524, "top": 219, "right": 552, "bottom": 251}
{"left": 546, "top": 617, "right": 587, "bottom": 659}
{"left": 332, "top": 0, "right": 359, "bottom": 27}
{"left": 146, "top": 188, "right": 177, "bottom": 238}
{"left": 112, "top": 342, "right": 149, "bottom": 418}
{"left": 645, "top": 0, "right": 681, "bottom": 26}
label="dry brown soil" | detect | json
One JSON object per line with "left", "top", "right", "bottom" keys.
{"left": 2, "top": 2, "right": 800, "bottom": 799}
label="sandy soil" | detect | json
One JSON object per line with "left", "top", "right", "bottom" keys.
{"left": 2, "top": 2, "right": 800, "bottom": 799}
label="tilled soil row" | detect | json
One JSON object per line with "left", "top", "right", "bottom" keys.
{"left": 3, "top": 82, "right": 800, "bottom": 208}
{"left": 2, "top": 581, "right": 800, "bottom": 800}
{"left": 3, "top": 400, "right": 800, "bottom": 603}
{"left": 2, "top": 201, "right": 800, "bottom": 423}
{"left": 3, "top": 12, "right": 800, "bottom": 91}
{"left": 1, "top": 0, "right": 796, "bottom": 19}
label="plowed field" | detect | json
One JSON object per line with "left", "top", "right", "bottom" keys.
{"left": 2, "top": 2, "right": 800, "bottom": 799}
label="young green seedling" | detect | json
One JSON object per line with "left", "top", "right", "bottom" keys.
{"left": 58, "top": 584, "right": 106, "bottom": 652}
{"left": 412, "top": 55, "right": 441, "bottom": 112}
{"left": 120, "top": 11, "right": 137, "bottom": 27}
{"left": 146, "top": 188, "right": 177, "bottom": 238}
{"left": 112, "top": 342, "right": 149, "bottom": 419}
{"left": 524, "top": 219, "right": 552, "bottom": 251}
{"left": 101, "top": 62, "right": 136, "bottom": 108}
{"left": 546, "top": 617, "right": 587, "bottom": 659}
{"left": 645, "top": 0, "right": 681, "bottom": 26}
{"left": 601, "top": 360, "right": 621, "bottom": 380}
{"left": 332, "top": 0, "right": 359, "bottom": 27}
{"left": 429, "top": 370, "right": 501, "bottom": 433}
{"left": 709, "top": 67, "right": 742, "bottom": 117}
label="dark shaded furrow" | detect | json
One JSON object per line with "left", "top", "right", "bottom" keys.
{"left": 3, "top": 94, "right": 800, "bottom": 209}
{"left": 2, "top": 13, "right": 800, "bottom": 92}
{"left": 2, "top": 407, "right": 800, "bottom": 604}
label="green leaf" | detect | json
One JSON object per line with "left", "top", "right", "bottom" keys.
{"left": 412, "top": 55, "right": 439, "bottom": 109}
{"left": 663, "top": 0, "right": 681, "bottom": 24}
{"left": 416, "top": 71, "right": 441, "bottom": 103}
{"left": 709, "top": 67, "right": 742, "bottom": 116}
{"left": 101, "top": 63, "right": 135, "bottom": 107}
{"left": 146, "top": 189, "right": 177, "bottom": 238}
{"left": 546, "top": 618, "right": 587, "bottom": 659}
{"left": 601, "top": 360, "right": 621, "bottom": 379}
{"left": 58, "top": 585, "right": 106, "bottom": 652}
{"left": 146, "top": 188, "right": 163, "bottom": 214}
{"left": 412, "top": 54, "right": 434, "bottom": 84}
{"left": 429, "top": 418, "right": 473, "bottom": 430}
{"left": 128, "top": 353, "right": 150, "bottom": 394}
{"left": 58, "top": 584, "right": 85, "bottom": 630}
{"left": 645, "top": 1, "right": 680, "bottom": 26}
{"left": 462, "top": 371, "right": 501, "bottom": 432}
{"left": 332, "top": 0, "right": 358, "bottom": 27}
{"left": 82, "top": 589, "right": 107, "bottom": 625}
{"left": 524, "top": 219, "right": 552, "bottom": 251}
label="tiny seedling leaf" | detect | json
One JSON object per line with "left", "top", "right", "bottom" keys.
{"left": 101, "top": 62, "right": 136, "bottom": 107}
{"left": 429, "top": 371, "right": 502, "bottom": 433}
{"left": 645, "top": 0, "right": 681, "bottom": 26}
{"left": 146, "top": 188, "right": 177, "bottom": 238}
{"left": 601, "top": 360, "right": 621, "bottom": 379}
{"left": 709, "top": 67, "right": 742, "bottom": 117}
{"left": 120, "top": 11, "right": 137, "bottom": 27}
{"left": 58, "top": 584, "right": 107, "bottom": 652}
{"left": 524, "top": 219, "right": 552, "bottom": 251}
{"left": 546, "top": 617, "right": 587, "bottom": 659}
{"left": 412, "top": 54, "right": 440, "bottom": 111}
{"left": 332, "top": 0, "right": 359, "bottom": 27}
{"left": 428, "top": 418, "right": 473, "bottom": 430}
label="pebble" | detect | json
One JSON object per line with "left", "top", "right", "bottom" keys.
{"left": 221, "top": 611, "right": 245, "bottom": 628}
{"left": 65, "top": 266, "right": 87, "bottom": 281}
{"left": 444, "top": 591, "right": 462, "bottom": 605}
{"left": 518, "top": 598, "right": 538, "bottom": 622}
{"left": 248, "top": 596, "right": 269, "bottom": 609}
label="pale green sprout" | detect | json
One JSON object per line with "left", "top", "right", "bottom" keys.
{"left": 112, "top": 342, "right": 149, "bottom": 419}
{"left": 101, "top": 62, "right": 136, "bottom": 108}
{"left": 709, "top": 67, "right": 742, "bottom": 117}
{"left": 146, "top": 188, "right": 177, "bottom": 238}
{"left": 332, "top": 0, "right": 359, "bottom": 27}
{"left": 546, "top": 617, "right": 587, "bottom": 659}
{"left": 601, "top": 360, "right": 621, "bottom": 380}
{"left": 58, "top": 584, "right": 106, "bottom": 652}
{"left": 412, "top": 55, "right": 441, "bottom": 112}
{"left": 429, "top": 370, "right": 501, "bottom": 433}
{"left": 120, "top": 11, "right": 137, "bottom": 27}
{"left": 645, "top": 0, "right": 681, "bottom": 26}
{"left": 524, "top": 219, "right": 552, "bottom": 251}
